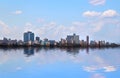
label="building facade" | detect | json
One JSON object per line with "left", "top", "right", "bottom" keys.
{"left": 66, "top": 33, "right": 80, "bottom": 45}
{"left": 36, "top": 36, "right": 40, "bottom": 42}
{"left": 86, "top": 35, "right": 89, "bottom": 46}
{"left": 24, "top": 31, "right": 34, "bottom": 42}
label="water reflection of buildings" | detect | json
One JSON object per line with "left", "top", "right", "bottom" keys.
{"left": 23, "top": 47, "right": 90, "bottom": 56}
{"left": 60, "top": 47, "right": 89, "bottom": 55}
{"left": 23, "top": 47, "right": 81, "bottom": 56}
{"left": 66, "top": 48, "right": 79, "bottom": 55}
{"left": 24, "top": 47, "right": 34, "bottom": 57}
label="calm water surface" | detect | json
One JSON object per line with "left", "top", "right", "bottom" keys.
{"left": 0, "top": 47, "right": 120, "bottom": 78}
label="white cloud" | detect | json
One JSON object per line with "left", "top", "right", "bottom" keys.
{"left": 101, "top": 10, "right": 119, "bottom": 17}
{"left": 103, "top": 66, "right": 116, "bottom": 72}
{"left": 83, "top": 11, "right": 101, "bottom": 17}
{"left": 83, "top": 66, "right": 97, "bottom": 72}
{"left": 91, "top": 21, "right": 104, "bottom": 32}
{"left": 12, "top": 10, "right": 23, "bottom": 15}
{"left": 89, "top": 0, "right": 106, "bottom": 6}
{"left": 83, "top": 10, "right": 119, "bottom": 18}
{"left": 0, "top": 20, "right": 10, "bottom": 36}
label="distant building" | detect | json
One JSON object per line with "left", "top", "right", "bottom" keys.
{"left": 8, "top": 40, "right": 17, "bottom": 45}
{"left": 18, "top": 40, "right": 24, "bottom": 45}
{"left": 60, "top": 38, "right": 67, "bottom": 46}
{"left": 80, "top": 40, "right": 86, "bottom": 47}
{"left": 98, "top": 40, "right": 106, "bottom": 47}
{"left": 49, "top": 40, "right": 55, "bottom": 46}
{"left": 24, "top": 31, "right": 34, "bottom": 42}
{"left": 2, "top": 37, "right": 9, "bottom": 45}
{"left": 36, "top": 36, "right": 40, "bottom": 42}
{"left": 90, "top": 40, "right": 97, "bottom": 46}
{"left": 86, "top": 36, "right": 89, "bottom": 46}
{"left": 0, "top": 40, "right": 2, "bottom": 44}
{"left": 44, "top": 38, "right": 48, "bottom": 42}
{"left": 0, "top": 38, "right": 17, "bottom": 45}
{"left": 66, "top": 33, "right": 79, "bottom": 45}
{"left": 42, "top": 38, "right": 49, "bottom": 46}
{"left": 106, "top": 42, "right": 110, "bottom": 46}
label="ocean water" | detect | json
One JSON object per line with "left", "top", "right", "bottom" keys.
{"left": 0, "top": 47, "right": 120, "bottom": 78}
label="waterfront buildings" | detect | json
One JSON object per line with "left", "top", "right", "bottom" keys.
{"left": 49, "top": 40, "right": 56, "bottom": 46}
{"left": 0, "top": 38, "right": 17, "bottom": 45}
{"left": 80, "top": 40, "right": 86, "bottom": 47}
{"left": 90, "top": 40, "right": 97, "bottom": 47}
{"left": 36, "top": 36, "right": 40, "bottom": 42}
{"left": 17, "top": 40, "right": 24, "bottom": 45}
{"left": 66, "top": 33, "right": 80, "bottom": 45}
{"left": 60, "top": 38, "right": 67, "bottom": 46}
{"left": 24, "top": 31, "right": 34, "bottom": 43}
{"left": 0, "top": 31, "right": 119, "bottom": 47}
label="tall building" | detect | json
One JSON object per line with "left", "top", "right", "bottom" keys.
{"left": 86, "top": 35, "right": 89, "bottom": 46}
{"left": 24, "top": 31, "right": 34, "bottom": 42}
{"left": 66, "top": 33, "right": 79, "bottom": 45}
{"left": 36, "top": 36, "right": 40, "bottom": 42}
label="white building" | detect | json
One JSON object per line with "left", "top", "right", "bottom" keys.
{"left": 66, "top": 33, "right": 80, "bottom": 45}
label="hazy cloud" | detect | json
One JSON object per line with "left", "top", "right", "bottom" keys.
{"left": 89, "top": 0, "right": 106, "bottom": 6}
{"left": 16, "top": 67, "right": 22, "bottom": 70}
{"left": 24, "top": 22, "right": 35, "bottom": 32}
{"left": 25, "top": 22, "right": 32, "bottom": 26}
{"left": 12, "top": 10, "right": 23, "bottom": 15}
{"left": 12, "top": 19, "right": 120, "bottom": 42}
{"left": 0, "top": 20, "right": 10, "bottom": 36}
{"left": 83, "top": 11, "right": 101, "bottom": 17}
{"left": 0, "top": 20, "right": 23, "bottom": 39}
{"left": 0, "top": 16, "right": 120, "bottom": 42}
{"left": 0, "top": 20, "right": 8, "bottom": 28}
{"left": 37, "top": 18, "right": 45, "bottom": 23}
{"left": 83, "top": 66, "right": 97, "bottom": 72}
{"left": 90, "top": 73, "right": 105, "bottom": 78}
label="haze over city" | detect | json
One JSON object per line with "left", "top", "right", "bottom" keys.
{"left": 0, "top": 0, "right": 120, "bottom": 43}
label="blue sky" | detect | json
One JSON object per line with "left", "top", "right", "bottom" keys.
{"left": 0, "top": 0, "right": 120, "bottom": 43}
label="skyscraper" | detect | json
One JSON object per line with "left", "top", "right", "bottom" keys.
{"left": 86, "top": 35, "right": 89, "bottom": 46}
{"left": 24, "top": 31, "right": 34, "bottom": 42}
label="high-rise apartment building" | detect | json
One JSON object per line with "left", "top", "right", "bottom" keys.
{"left": 24, "top": 31, "right": 34, "bottom": 42}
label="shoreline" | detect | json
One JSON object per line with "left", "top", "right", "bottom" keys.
{"left": 0, "top": 44, "right": 119, "bottom": 49}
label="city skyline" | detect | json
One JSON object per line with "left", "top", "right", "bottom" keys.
{"left": 0, "top": 0, "right": 120, "bottom": 43}
{"left": 0, "top": 31, "right": 116, "bottom": 43}
{"left": 0, "top": 31, "right": 119, "bottom": 48}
